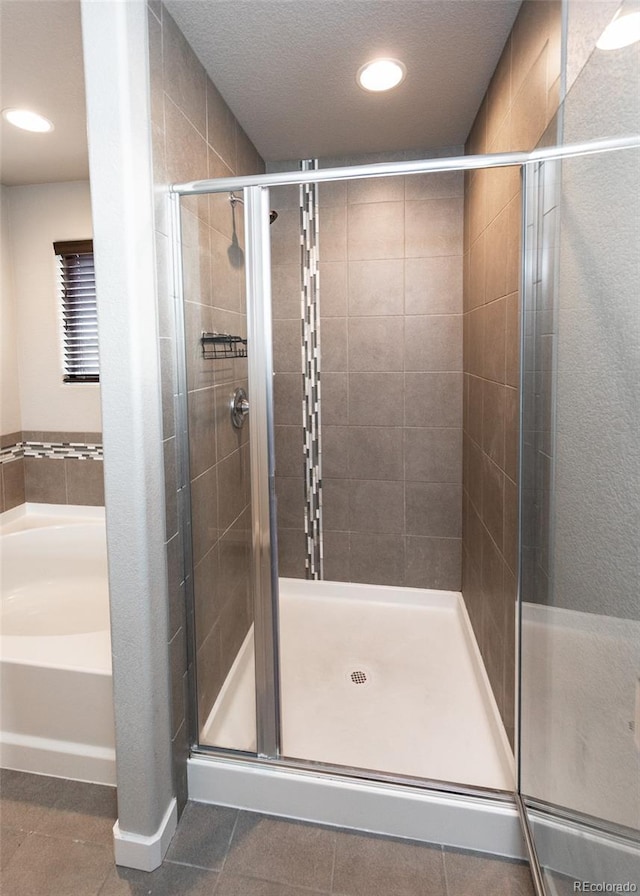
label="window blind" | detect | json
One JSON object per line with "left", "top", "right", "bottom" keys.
{"left": 54, "top": 240, "right": 99, "bottom": 383}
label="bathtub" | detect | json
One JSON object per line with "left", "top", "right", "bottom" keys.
{"left": 0, "top": 504, "right": 115, "bottom": 784}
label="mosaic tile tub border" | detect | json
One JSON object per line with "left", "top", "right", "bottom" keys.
{"left": 0, "top": 432, "right": 103, "bottom": 464}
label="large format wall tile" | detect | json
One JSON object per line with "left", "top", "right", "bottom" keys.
{"left": 148, "top": 4, "right": 265, "bottom": 794}
{"left": 405, "top": 198, "right": 464, "bottom": 258}
{"left": 65, "top": 459, "right": 105, "bottom": 506}
{"left": 1, "top": 458, "right": 25, "bottom": 511}
{"left": 162, "top": 9, "right": 206, "bottom": 138}
{"left": 405, "top": 256, "right": 462, "bottom": 315}
{"left": 348, "top": 259, "right": 404, "bottom": 316}
{"left": 271, "top": 164, "right": 464, "bottom": 591}
{"left": 347, "top": 202, "right": 405, "bottom": 260}
{"left": 462, "top": 0, "right": 561, "bottom": 746}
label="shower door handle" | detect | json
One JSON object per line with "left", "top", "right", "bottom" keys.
{"left": 231, "top": 388, "right": 250, "bottom": 428}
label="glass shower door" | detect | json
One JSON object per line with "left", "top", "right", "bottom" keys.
{"left": 176, "top": 190, "right": 259, "bottom": 756}
{"left": 519, "top": 146, "right": 640, "bottom": 890}
{"left": 267, "top": 166, "right": 518, "bottom": 794}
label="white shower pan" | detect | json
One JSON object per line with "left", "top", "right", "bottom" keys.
{"left": 201, "top": 578, "right": 514, "bottom": 792}
{"left": 192, "top": 578, "right": 520, "bottom": 858}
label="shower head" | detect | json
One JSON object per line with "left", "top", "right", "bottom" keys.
{"left": 229, "top": 192, "right": 278, "bottom": 225}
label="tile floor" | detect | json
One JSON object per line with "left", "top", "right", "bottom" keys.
{"left": 0, "top": 770, "right": 535, "bottom": 895}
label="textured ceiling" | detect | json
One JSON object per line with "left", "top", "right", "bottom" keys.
{"left": 164, "top": 0, "right": 522, "bottom": 161}
{"left": 0, "top": 0, "right": 88, "bottom": 186}
{"left": 0, "top": 0, "right": 522, "bottom": 185}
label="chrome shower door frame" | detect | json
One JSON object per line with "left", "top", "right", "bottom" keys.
{"left": 244, "top": 185, "right": 281, "bottom": 759}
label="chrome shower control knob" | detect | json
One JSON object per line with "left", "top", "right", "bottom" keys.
{"left": 230, "top": 388, "right": 249, "bottom": 429}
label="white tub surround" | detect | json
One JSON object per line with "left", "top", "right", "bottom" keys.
{"left": 0, "top": 504, "right": 115, "bottom": 784}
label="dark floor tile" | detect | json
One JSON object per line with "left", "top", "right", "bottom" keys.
{"left": 0, "top": 769, "right": 64, "bottom": 831}
{"left": 0, "top": 826, "right": 27, "bottom": 869}
{"left": 443, "top": 848, "right": 534, "bottom": 896}
{"left": 0, "top": 768, "right": 61, "bottom": 801}
{"left": 224, "top": 811, "right": 335, "bottom": 891}
{"left": 215, "top": 872, "right": 328, "bottom": 895}
{"left": 165, "top": 801, "right": 238, "bottom": 871}
{"left": 0, "top": 772, "right": 117, "bottom": 846}
{"left": 332, "top": 830, "right": 446, "bottom": 896}
{"left": 98, "top": 861, "right": 219, "bottom": 895}
{"left": 0, "top": 833, "right": 112, "bottom": 896}
{"left": 35, "top": 779, "right": 117, "bottom": 845}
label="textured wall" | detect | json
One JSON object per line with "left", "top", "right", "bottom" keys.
{"left": 523, "top": 145, "right": 640, "bottom": 624}
{"left": 552, "top": 35, "right": 640, "bottom": 623}
{"left": 0, "top": 186, "right": 21, "bottom": 436}
{"left": 462, "top": 0, "right": 561, "bottom": 745}
{"left": 520, "top": 16, "right": 640, "bottom": 850}
{"left": 81, "top": 0, "right": 174, "bottom": 850}
{"left": 270, "top": 160, "right": 464, "bottom": 590}
{"left": 147, "top": 1, "right": 264, "bottom": 807}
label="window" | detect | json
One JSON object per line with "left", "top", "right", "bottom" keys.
{"left": 54, "top": 240, "right": 99, "bottom": 383}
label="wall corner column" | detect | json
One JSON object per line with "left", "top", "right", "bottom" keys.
{"left": 80, "top": 0, "right": 175, "bottom": 871}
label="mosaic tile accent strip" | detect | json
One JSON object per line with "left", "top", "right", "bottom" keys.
{"left": 0, "top": 443, "right": 23, "bottom": 464}
{"left": 300, "top": 159, "right": 323, "bottom": 580}
{"left": 0, "top": 440, "right": 103, "bottom": 464}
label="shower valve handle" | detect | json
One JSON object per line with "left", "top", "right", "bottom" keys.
{"left": 231, "top": 388, "right": 250, "bottom": 429}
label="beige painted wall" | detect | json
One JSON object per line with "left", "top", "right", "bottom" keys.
{"left": 0, "top": 186, "right": 21, "bottom": 435}
{"left": 3, "top": 181, "right": 101, "bottom": 433}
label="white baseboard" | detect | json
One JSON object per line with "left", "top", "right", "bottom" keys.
{"left": 113, "top": 797, "right": 177, "bottom": 872}
{"left": 188, "top": 756, "right": 526, "bottom": 860}
{"left": 0, "top": 732, "right": 116, "bottom": 786}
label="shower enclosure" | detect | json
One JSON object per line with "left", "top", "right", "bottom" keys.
{"left": 169, "top": 138, "right": 639, "bottom": 891}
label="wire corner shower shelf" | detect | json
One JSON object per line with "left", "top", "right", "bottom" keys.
{"left": 201, "top": 331, "right": 248, "bottom": 360}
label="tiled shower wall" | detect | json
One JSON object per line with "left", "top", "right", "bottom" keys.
{"left": 271, "top": 165, "right": 464, "bottom": 589}
{"left": 147, "top": 1, "right": 264, "bottom": 810}
{"left": 462, "top": 0, "right": 561, "bottom": 744}
{"left": 0, "top": 431, "right": 104, "bottom": 511}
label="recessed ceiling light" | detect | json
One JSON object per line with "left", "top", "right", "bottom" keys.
{"left": 2, "top": 108, "right": 54, "bottom": 133}
{"left": 596, "top": 10, "right": 640, "bottom": 50}
{"left": 357, "top": 58, "right": 406, "bottom": 92}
